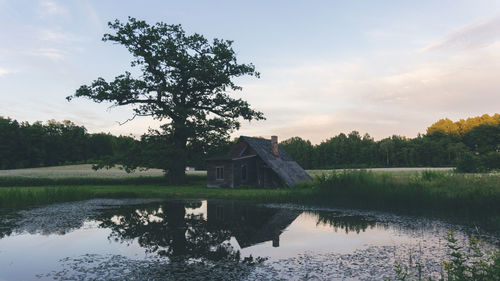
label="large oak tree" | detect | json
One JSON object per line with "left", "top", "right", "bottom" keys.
{"left": 68, "top": 18, "right": 264, "bottom": 184}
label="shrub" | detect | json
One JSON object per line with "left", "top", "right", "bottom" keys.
{"left": 420, "top": 170, "right": 446, "bottom": 181}
{"left": 456, "top": 153, "right": 483, "bottom": 173}
{"left": 481, "top": 152, "right": 500, "bottom": 171}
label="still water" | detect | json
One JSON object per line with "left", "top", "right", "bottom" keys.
{"left": 0, "top": 199, "right": 498, "bottom": 280}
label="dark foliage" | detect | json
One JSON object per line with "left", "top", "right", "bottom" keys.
{"left": 0, "top": 116, "right": 232, "bottom": 172}
{"left": 280, "top": 124, "right": 500, "bottom": 171}
{"left": 2, "top": 114, "right": 499, "bottom": 172}
{"left": 0, "top": 117, "right": 134, "bottom": 169}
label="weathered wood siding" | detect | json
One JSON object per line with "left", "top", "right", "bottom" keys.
{"left": 232, "top": 157, "right": 257, "bottom": 187}
{"left": 207, "top": 160, "right": 234, "bottom": 188}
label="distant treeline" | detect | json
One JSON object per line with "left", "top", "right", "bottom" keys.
{"left": 1, "top": 114, "right": 499, "bottom": 172}
{"left": 280, "top": 114, "right": 500, "bottom": 171}
{"left": 0, "top": 117, "right": 137, "bottom": 169}
{"left": 0, "top": 116, "right": 227, "bottom": 171}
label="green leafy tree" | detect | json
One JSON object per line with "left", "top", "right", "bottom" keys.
{"left": 279, "top": 137, "right": 314, "bottom": 169}
{"left": 481, "top": 152, "right": 500, "bottom": 171}
{"left": 463, "top": 125, "right": 500, "bottom": 155}
{"left": 67, "top": 18, "right": 264, "bottom": 183}
{"left": 379, "top": 137, "right": 394, "bottom": 166}
{"left": 456, "top": 152, "right": 483, "bottom": 173}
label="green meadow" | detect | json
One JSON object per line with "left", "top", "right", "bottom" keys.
{"left": 1, "top": 165, "right": 500, "bottom": 230}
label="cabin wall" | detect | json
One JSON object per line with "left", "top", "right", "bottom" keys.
{"left": 207, "top": 157, "right": 283, "bottom": 188}
{"left": 245, "top": 147, "right": 258, "bottom": 157}
{"left": 255, "top": 158, "right": 283, "bottom": 188}
{"left": 207, "top": 160, "right": 234, "bottom": 188}
{"left": 232, "top": 157, "right": 257, "bottom": 187}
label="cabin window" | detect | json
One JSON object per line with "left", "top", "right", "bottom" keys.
{"left": 216, "top": 166, "right": 224, "bottom": 180}
{"left": 241, "top": 165, "right": 247, "bottom": 181}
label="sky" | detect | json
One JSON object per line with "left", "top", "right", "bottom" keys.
{"left": 1, "top": 0, "right": 500, "bottom": 143}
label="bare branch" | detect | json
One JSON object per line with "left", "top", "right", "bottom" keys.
{"left": 116, "top": 113, "right": 150, "bottom": 125}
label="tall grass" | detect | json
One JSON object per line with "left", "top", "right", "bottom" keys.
{"left": 0, "top": 186, "right": 95, "bottom": 208}
{"left": 307, "top": 170, "right": 500, "bottom": 221}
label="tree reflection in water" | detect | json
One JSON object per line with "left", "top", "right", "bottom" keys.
{"left": 313, "top": 211, "right": 381, "bottom": 234}
{"left": 97, "top": 201, "right": 264, "bottom": 264}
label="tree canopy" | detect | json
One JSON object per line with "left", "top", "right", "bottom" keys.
{"left": 427, "top": 114, "right": 500, "bottom": 136}
{"left": 67, "top": 17, "right": 264, "bottom": 183}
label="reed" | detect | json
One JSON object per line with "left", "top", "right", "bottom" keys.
{"left": 0, "top": 186, "right": 94, "bottom": 208}
{"left": 310, "top": 170, "right": 500, "bottom": 215}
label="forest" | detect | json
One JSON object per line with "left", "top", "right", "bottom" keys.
{"left": 1, "top": 114, "right": 499, "bottom": 172}
{"left": 281, "top": 114, "right": 500, "bottom": 172}
{"left": 0, "top": 117, "right": 135, "bottom": 169}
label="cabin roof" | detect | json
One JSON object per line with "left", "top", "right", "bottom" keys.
{"left": 238, "top": 136, "right": 313, "bottom": 186}
{"left": 234, "top": 209, "right": 300, "bottom": 248}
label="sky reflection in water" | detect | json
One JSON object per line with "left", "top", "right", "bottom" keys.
{"left": 0, "top": 199, "right": 497, "bottom": 280}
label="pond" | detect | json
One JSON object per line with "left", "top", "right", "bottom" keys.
{"left": 0, "top": 199, "right": 498, "bottom": 280}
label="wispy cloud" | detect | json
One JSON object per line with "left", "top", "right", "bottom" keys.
{"left": 79, "top": 0, "right": 103, "bottom": 33}
{"left": 38, "top": 0, "right": 69, "bottom": 18}
{"left": 26, "top": 48, "right": 67, "bottom": 60}
{"left": 422, "top": 15, "right": 500, "bottom": 52}
{"left": 38, "top": 29, "right": 83, "bottom": 43}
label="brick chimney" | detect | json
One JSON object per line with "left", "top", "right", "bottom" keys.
{"left": 271, "top": 136, "right": 279, "bottom": 158}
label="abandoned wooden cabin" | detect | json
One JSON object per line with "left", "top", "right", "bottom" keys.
{"left": 206, "top": 136, "right": 312, "bottom": 188}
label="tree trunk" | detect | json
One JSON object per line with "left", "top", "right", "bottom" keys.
{"left": 165, "top": 202, "right": 187, "bottom": 256}
{"left": 169, "top": 121, "right": 188, "bottom": 185}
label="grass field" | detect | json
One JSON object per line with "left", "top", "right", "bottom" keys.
{"left": 0, "top": 164, "right": 203, "bottom": 186}
{"left": 0, "top": 164, "right": 165, "bottom": 178}
{"left": 0, "top": 164, "right": 453, "bottom": 178}
{"left": 1, "top": 165, "right": 499, "bottom": 231}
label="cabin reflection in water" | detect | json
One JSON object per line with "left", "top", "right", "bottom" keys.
{"left": 207, "top": 201, "right": 300, "bottom": 248}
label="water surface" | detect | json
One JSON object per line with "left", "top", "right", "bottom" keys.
{"left": 0, "top": 199, "right": 498, "bottom": 280}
